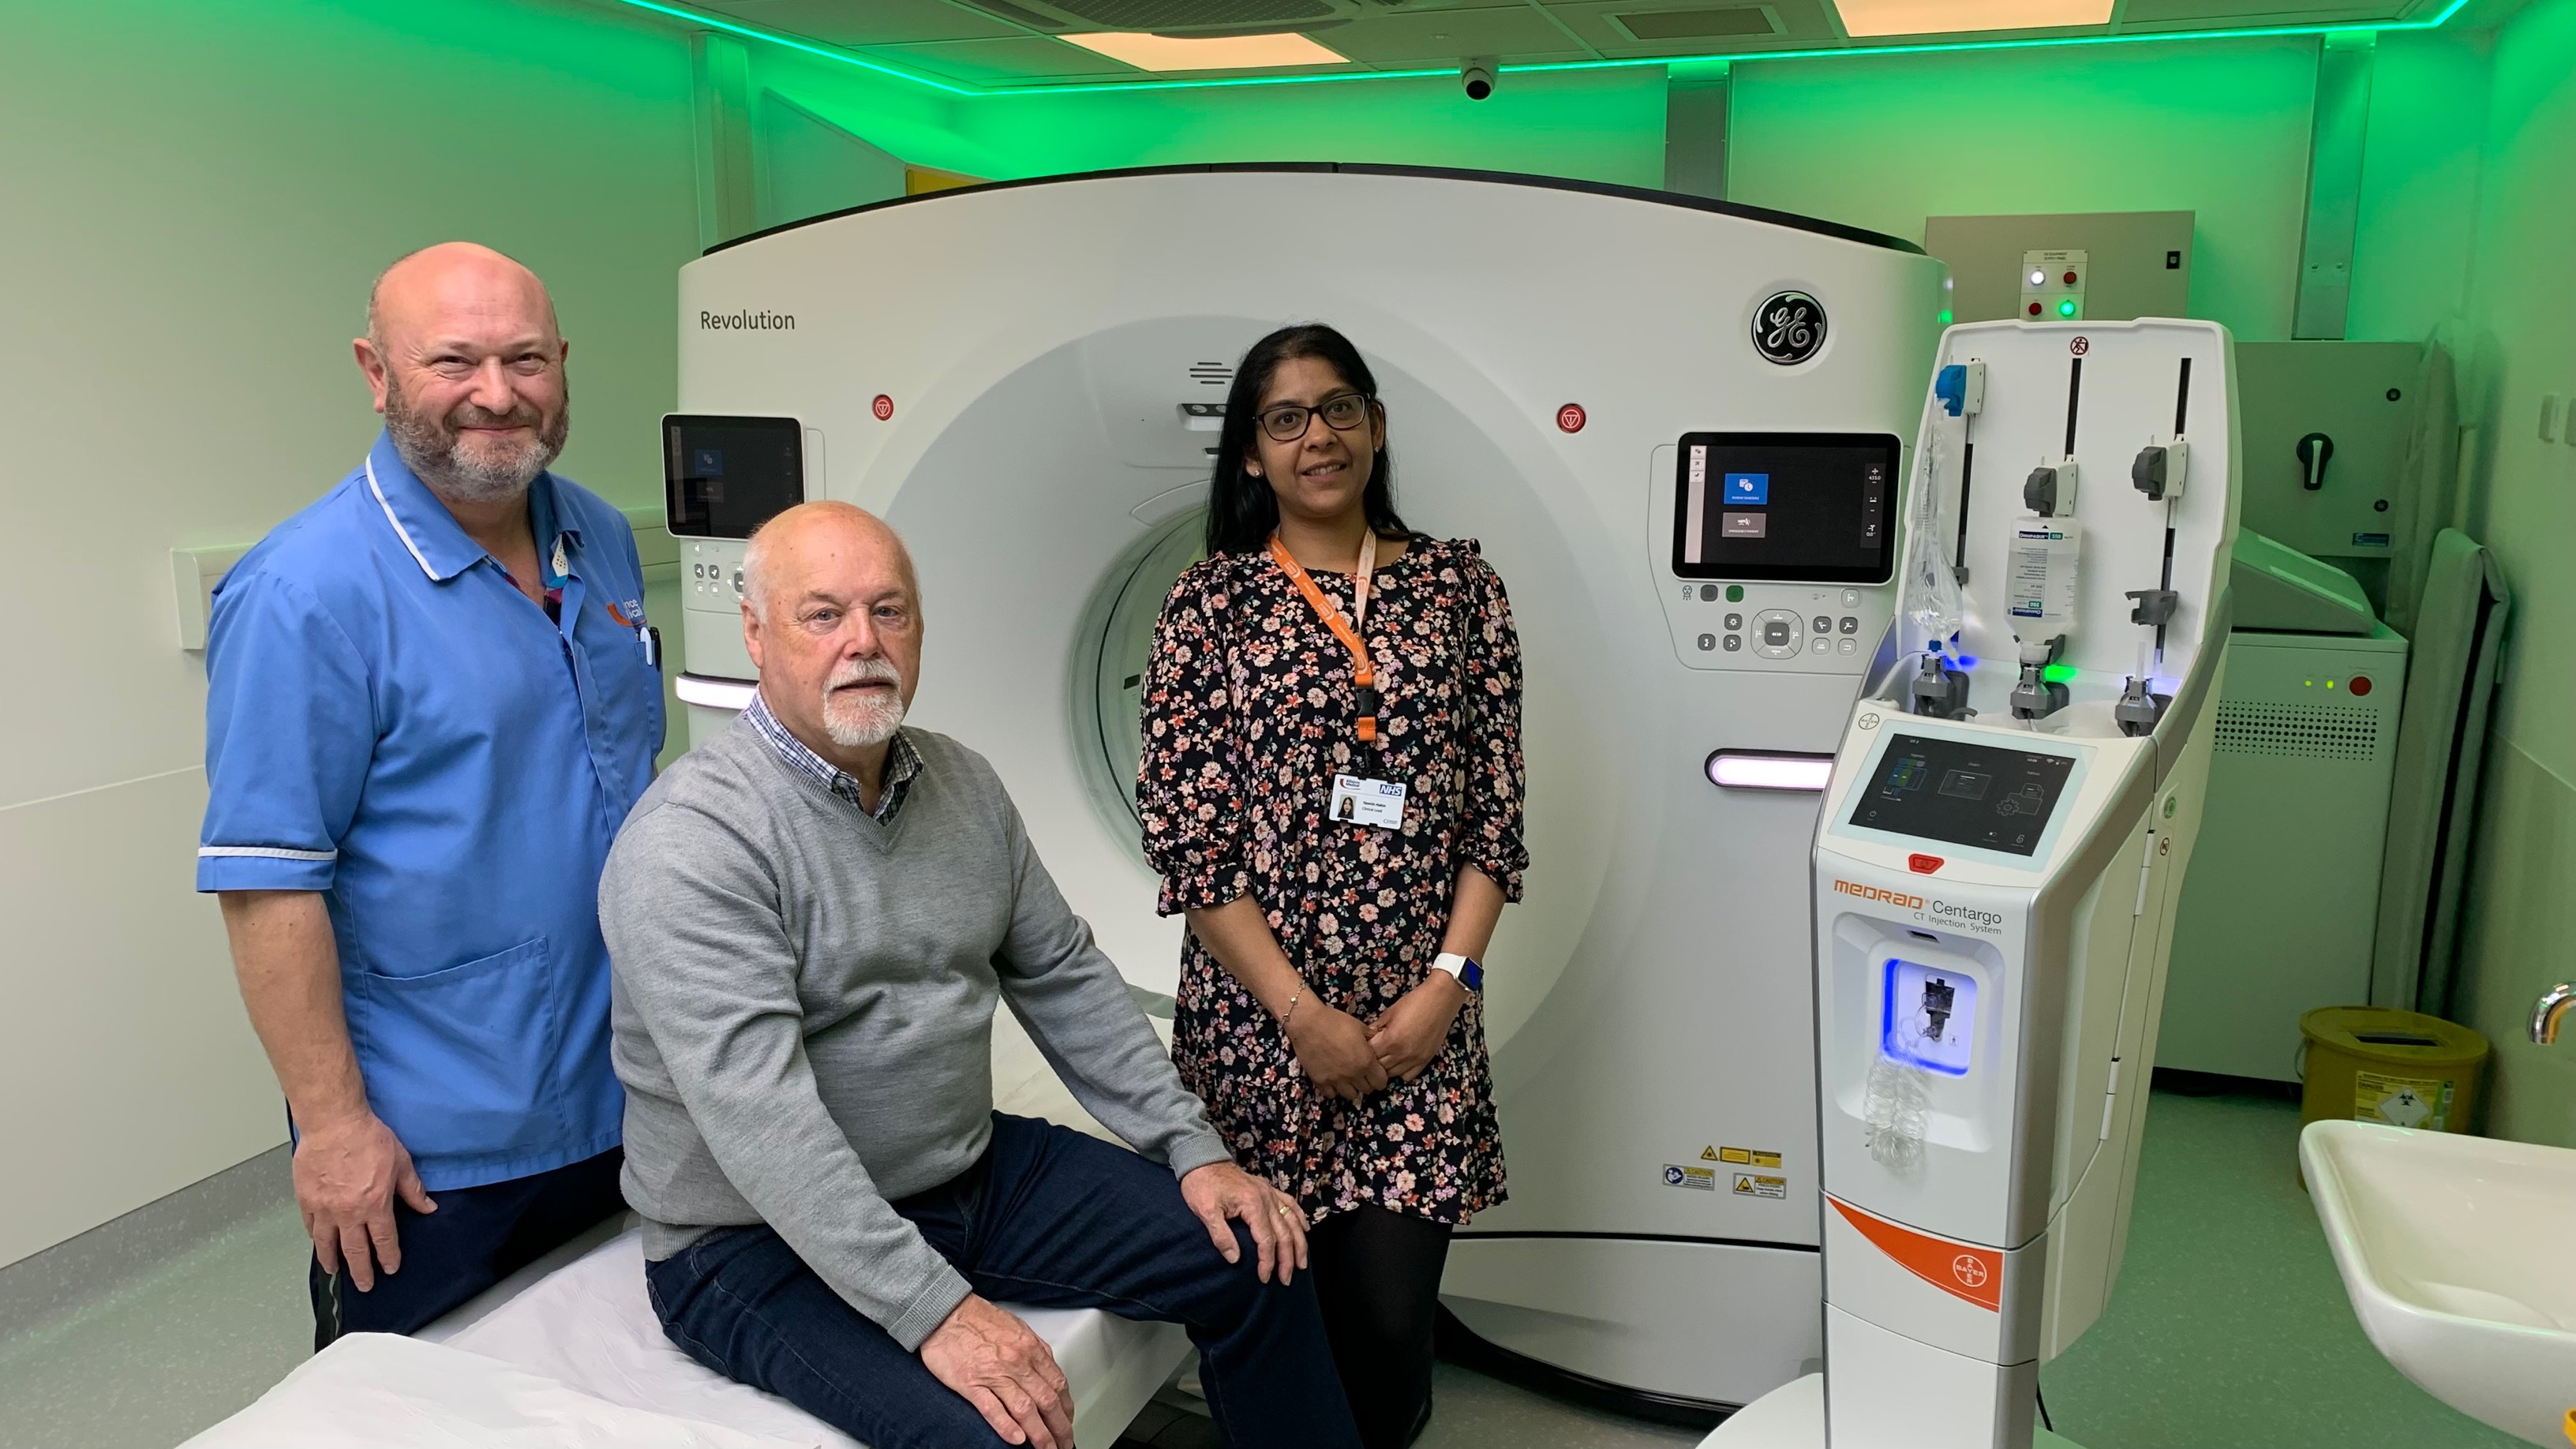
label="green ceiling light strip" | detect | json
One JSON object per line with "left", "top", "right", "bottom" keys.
{"left": 598, "top": 0, "right": 2469, "bottom": 99}
{"left": 608, "top": 0, "right": 977, "bottom": 94}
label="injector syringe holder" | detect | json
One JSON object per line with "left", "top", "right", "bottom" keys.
{"left": 2132, "top": 438, "right": 2188, "bottom": 502}
{"left": 2024, "top": 460, "right": 2078, "bottom": 517}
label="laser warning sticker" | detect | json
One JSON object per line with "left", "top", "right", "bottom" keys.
{"left": 1733, "top": 1174, "right": 1789, "bottom": 1200}
{"left": 1663, "top": 1164, "right": 1718, "bottom": 1192}
{"left": 1716, "top": 1146, "right": 1784, "bottom": 1168}
{"left": 2355, "top": 1072, "right": 2454, "bottom": 1132}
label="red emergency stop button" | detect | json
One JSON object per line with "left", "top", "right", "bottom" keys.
{"left": 2349, "top": 675, "right": 2372, "bottom": 697}
{"left": 1908, "top": 853, "right": 1944, "bottom": 874}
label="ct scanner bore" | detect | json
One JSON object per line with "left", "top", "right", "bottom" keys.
{"left": 666, "top": 165, "right": 1945, "bottom": 1416}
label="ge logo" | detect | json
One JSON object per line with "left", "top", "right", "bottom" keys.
{"left": 1952, "top": 1254, "right": 1990, "bottom": 1288}
{"left": 1663, "top": 1166, "right": 1687, "bottom": 1186}
{"left": 871, "top": 394, "right": 895, "bottom": 421}
{"left": 2069, "top": 336, "right": 2091, "bottom": 356}
{"left": 1752, "top": 292, "right": 1827, "bottom": 365}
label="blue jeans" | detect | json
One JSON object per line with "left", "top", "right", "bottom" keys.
{"left": 645, "top": 1114, "right": 1361, "bottom": 1449}
{"left": 310, "top": 1147, "right": 625, "bottom": 1349}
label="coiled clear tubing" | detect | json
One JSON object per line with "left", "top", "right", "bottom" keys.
{"left": 1863, "top": 1026, "right": 1932, "bottom": 1171}
{"left": 1902, "top": 428, "right": 1966, "bottom": 650}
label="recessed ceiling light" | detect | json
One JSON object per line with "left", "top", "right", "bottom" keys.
{"left": 1062, "top": 31, "right": 1350, "bottom": 71}
{"left": 1832, "top": 0, "right": 2112, "bottom": 36}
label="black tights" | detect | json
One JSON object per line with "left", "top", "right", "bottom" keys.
{"left": 1307, "top": 1206, "right": 1454, "bottom": 1449}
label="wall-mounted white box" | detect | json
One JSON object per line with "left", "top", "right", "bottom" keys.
{"left": 170, "top": 545, "right": 250, "bottom": 652}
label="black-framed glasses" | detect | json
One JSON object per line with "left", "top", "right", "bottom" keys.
{"left": 1257, "top": 391, "right": 1372, "bottom": 443}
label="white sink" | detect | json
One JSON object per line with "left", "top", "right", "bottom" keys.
{"left": 2302, "top": 1119, "right": 2576, "bottom": 1444}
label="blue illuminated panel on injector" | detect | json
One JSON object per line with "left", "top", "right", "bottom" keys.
{"left": 1882, "top": 958, "right": 1975, "bottom": 1076}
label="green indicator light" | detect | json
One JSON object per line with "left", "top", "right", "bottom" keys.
{"left": 2057, "top": 299, "right": 2078, "bottom": 317}
{"left": 1938, "top": 309, "right": 1954, "bottom": 324}
{"left": 2042, "top": 664, "right": 2078, "bottom": 684}
{"left": 1725, "top": 584, "right": 1745, "bottom": 603}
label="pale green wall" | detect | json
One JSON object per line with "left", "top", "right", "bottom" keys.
{"left": 2444, "top": 0, "right": 2576, "bottom": 1146}
{"left": 0, "top": 0, "right": 699, "bottom": 1267}
{"left": 2346, "top": 29, "right": 2495, "bottom": 344}
{"left": 1726, "top": 37, "right": 2323, "bottom": 341}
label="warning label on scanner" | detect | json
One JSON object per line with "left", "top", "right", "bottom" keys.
{"left": 1663, "top": 1164, "right": 1718, "bottom": 1192}
{"left": 1733, "top": 1174, "right": 1789, "bottom": 1200}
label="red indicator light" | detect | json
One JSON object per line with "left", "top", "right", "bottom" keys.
{"left": 1556, "top": 402, "right": 1587, "bottom": 433}
{"left": 2063, "top": 270, "right": 2079, "bottom": 285}
{"left": 2027, "top": 301, "right": 2042, "bottom": 316}
{"left": 1908, "top": 853, "right": 1944, "bottom": 874}
{"left": 2349, "top": 675, "right": 2372, "bottom": 697}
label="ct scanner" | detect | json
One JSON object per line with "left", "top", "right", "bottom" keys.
{"left": 662, "top": 164, "right": 1949, "bottom": 1415}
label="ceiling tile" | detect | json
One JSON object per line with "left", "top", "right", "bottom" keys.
{"left": 2119, "top": 0, "right": 2403, "bottom": 21}
{"left": 699, "top": 0, "right": 1026, "bottom": 46}
{"left": 1316, "top": 5, "right": 1598, "bottom": 65}
{"left": 859, "top": 34, "right": 1161, "bottom": 81}
{"left": 1546, "top": 0, "right": 1841, "bottom": 53}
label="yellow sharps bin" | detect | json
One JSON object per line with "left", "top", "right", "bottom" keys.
{"left": 2299, "top": 1005, "right": 2488, "bottom": 1135}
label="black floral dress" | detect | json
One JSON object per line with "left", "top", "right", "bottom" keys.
{"left": 1137, "top": 537, "right": 1527, "bottom": 1226}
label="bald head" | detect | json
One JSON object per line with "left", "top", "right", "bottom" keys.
{"left": 355, "top": 242, "right": 570, "bottom": 505}
{"left": 368, "top": 242, "right": 557, "bottom": 355}
{"left": 742, "top": 503, "right": 925, "bottom": 763}
{"left": 742, "top": 502, "right": 919, "bottom": 623}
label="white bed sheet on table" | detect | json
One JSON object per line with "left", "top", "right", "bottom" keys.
{"left": 411, "top": 1017, "right": 1196, "bottom": 1449}
{"left": 431, "top": 1228, "right": 1189, "bottom": 1449}
{"left": 177, "top": 1332, "right": 818, "bottom": 1449}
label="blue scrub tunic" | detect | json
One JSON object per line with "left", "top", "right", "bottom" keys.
{"left": 198, "top": 432, "right": 664, "bottom": 1191}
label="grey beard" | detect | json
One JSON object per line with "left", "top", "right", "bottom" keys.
{"left": 384, "top": 378, "right": 569, "bottom": 504}
{"left": 821, "top": 660, "right": 907, "bottom": 747}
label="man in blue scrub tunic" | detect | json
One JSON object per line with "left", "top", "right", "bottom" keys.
{"left": 199, "top": 242, "right": 663, "bottom": 1346}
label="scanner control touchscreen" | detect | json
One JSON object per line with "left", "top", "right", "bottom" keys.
{"left": 1671, "top": 432, "right": 1900, "bottom": 582}
{"left": 665, "top": 415, "right": 803, "bottom": 540}
{"left": 1849, "top": 734, "right": 2076, "bottom": 857}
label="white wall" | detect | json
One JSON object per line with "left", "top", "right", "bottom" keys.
{"left": 0, "top": 0, "right": 700, "bottom": 1268}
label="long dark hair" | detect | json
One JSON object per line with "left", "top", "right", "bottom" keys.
{"left": 1204, "top": 324, "right": 1411, "bottom": 556}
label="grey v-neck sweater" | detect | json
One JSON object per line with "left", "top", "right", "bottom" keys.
{"left": 600, "top": 713, "right": 1231, "bottom": 1350}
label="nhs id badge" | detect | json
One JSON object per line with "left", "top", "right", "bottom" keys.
{"left": 1330, "top": 775, "right": 1406, "bottom": 829}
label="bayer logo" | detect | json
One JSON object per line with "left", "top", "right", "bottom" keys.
{"left": 1752, "top": 291, "right": 1827, "bottom": 365}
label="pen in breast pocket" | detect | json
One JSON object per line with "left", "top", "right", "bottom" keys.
{"left": 641, "top": 624, "right": 661, "bottom": 668}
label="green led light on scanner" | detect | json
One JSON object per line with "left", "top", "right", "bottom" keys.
{"left": 1938, "top": 309, "right": 1954, "bottom": 324}
{"left": 2057, "top": 299, "right": 2078, "bottom": 317}
{"left": 2042, "top": 664, "right": 2078, "bottom": 683}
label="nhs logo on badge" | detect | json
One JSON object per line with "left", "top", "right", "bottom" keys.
{"left": 1723, "top": 473, "right": 1770, "bottom": 506}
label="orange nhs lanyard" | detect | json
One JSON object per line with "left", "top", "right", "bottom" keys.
{"left": 1269, "top": 531, "right": 1382, "bottom": 745}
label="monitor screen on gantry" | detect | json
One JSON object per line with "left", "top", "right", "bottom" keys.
{"left": 664, "top": 414, "right": 804, "bottom": 540}
{"left": 1670, "top": 432, "right": 1901, "bottom": 582}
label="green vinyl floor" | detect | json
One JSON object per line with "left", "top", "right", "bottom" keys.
{"left": 0, "top": 1086, "right": 2528, "bottom": 1448}
{"left": 2039, "top": 1084, "right": 2521, "bottom": 1449}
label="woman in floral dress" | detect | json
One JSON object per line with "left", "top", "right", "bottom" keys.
{"left": 1137, "top": 324, "right": 1527, "bottom": 1449}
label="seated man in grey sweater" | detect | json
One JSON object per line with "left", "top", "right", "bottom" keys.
{"left": 600, "top": 502, "right": 1360, "bottom": 1449}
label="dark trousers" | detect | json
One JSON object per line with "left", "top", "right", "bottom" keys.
{"left": 1309, "top": 1206, "right": 1455, "bottom": 1449}
{"left": 646, "top": 1114, "right": 1362, "bottom": 1449}
{"left": 309, "top": 1147, "right": 626, "bottom": 1350}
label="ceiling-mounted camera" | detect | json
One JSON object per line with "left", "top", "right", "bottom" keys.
{"left": 1461, "top": 60, "right": 1496, "bottom": 100}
